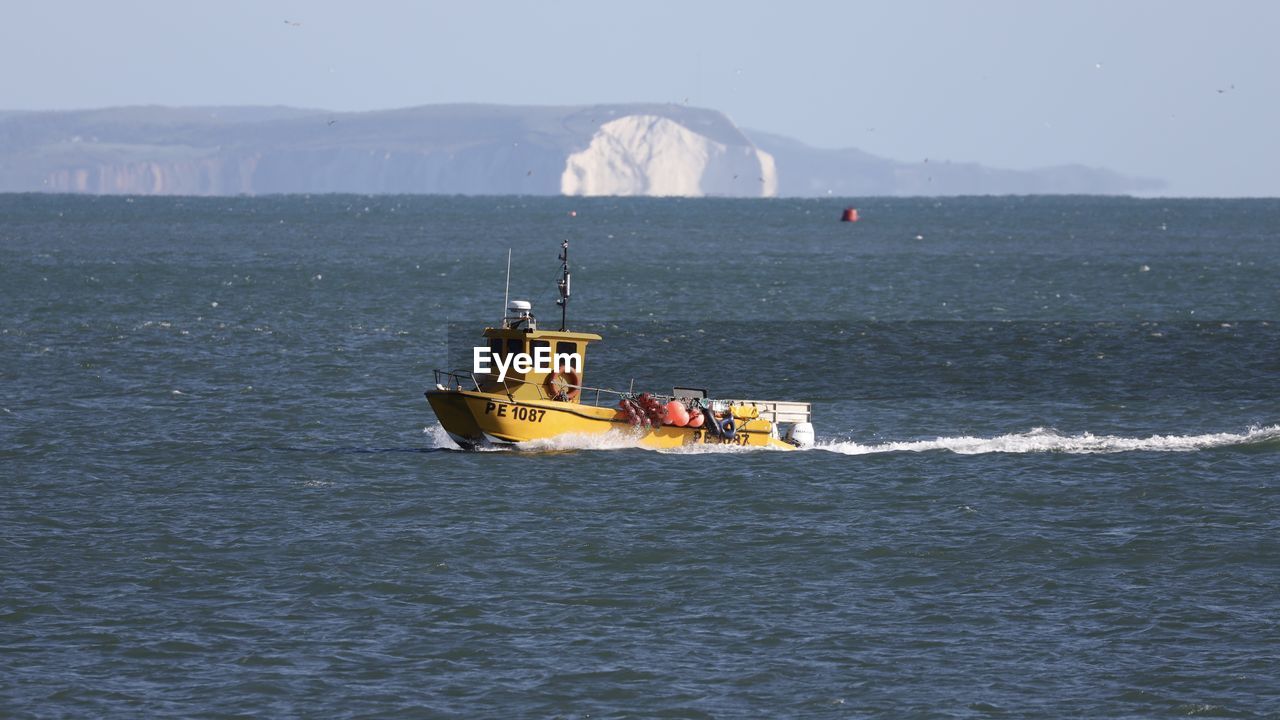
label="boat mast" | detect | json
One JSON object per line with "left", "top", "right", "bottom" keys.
{"left": 556, "top": 239, "right": 570, "bottom": 331}
{"left": 502, "top": 248, "right": 512, "bottom": 328}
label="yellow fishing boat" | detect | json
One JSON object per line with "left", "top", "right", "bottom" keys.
{"left": 426, "top": 241, "right": 814, "bottom": 451}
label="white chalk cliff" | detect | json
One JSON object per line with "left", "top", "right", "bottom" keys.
{"left": 560, "top": 115, "right": 777, "bottom": 198}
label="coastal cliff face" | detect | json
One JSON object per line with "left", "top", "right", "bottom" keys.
{"left": 561, "top": 115, "right": 776, "bottom": 197}
{"left": 44, "top": 156, "right": 262, "bottom": 195}
{"left": 0, "top": 104, "right": 1160, "bottom": 196}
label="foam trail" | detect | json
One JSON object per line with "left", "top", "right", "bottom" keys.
{"left": 510, "top": 429, "right": 647, "bottom": 452}
{"left": 423, "top": 424, "right": 462, "bottom": 450}
{"left": 814, "top": 425, "right": 1280, "bottom": 456}
{"left": 424, "top": 423, "right": 1279, "bottom": 455}
{"left": 423, "top": 424, "right": 647, "bottom": 452}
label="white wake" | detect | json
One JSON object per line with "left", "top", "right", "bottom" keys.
{"left": 423, "top": 424, "right": 1280, "bottom": 455}
{"left": 423, "top": 424, "right": 647, "bottom": 452}
{"left": 813, "top": 424, "right": 1280, "bottom": 456}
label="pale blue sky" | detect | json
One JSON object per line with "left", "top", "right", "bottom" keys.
{"left": 3, "top": 1, "right": 1276, "bottom": 196}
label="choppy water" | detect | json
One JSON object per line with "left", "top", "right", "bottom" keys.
{"left": 3, "top": 194, "right": 1278, "bottom": 717}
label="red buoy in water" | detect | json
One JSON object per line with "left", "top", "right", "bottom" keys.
{"left": 841, "top": 208, "right": 860, "bottom": 222}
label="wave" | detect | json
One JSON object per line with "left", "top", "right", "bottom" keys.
{"left": 503, "top": 430, "right": 650, "bottom": 453}
{"left": 423, "top": 424, "right": 463, "bottom": 450}
{"left": 423, "top": 423, "right": 1280, "bottom": 455}
{"left": 813, "top": 424, "right": 1280, "bottom": 456}
{"left": 423, "top": 424, "right": 652, "bottom": 453}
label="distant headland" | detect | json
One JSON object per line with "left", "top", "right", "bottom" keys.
{"left": 0, "top": 103, "right": 1162, "bottom": 197}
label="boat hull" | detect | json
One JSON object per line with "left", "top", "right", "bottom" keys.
{"left": 426, "top": 389, "right": 796, "bottom": 450}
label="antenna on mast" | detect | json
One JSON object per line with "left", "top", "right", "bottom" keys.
{"left": 502, "top": 248, "right": 512, "bottom": 328}
{"left": 556, "top": 239, "right": 570, "bottom": 331}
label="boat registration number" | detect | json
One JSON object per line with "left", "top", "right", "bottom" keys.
{"left": 484, "top": 401, "right": 546, "bottom": 423}
{"left": 689, "top": 429, "right": 751, "bottom": 446}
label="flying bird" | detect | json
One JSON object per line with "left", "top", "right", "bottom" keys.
{"left": 284, "top": 20, "right": 302, "bottom": 27}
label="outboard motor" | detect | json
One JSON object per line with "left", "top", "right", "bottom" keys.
{"left": 785, "top": 422, "right": 815, "bottom": 448}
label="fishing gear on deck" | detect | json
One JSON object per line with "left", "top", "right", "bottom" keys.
{"left": 616, "top": 392, "right": 738, "bottom": 434}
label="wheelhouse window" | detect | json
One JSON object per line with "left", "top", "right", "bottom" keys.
{"left": 530, "top": 340, "right": 550, "bottom": 370}
{"left": 555, "top": 341, "right": 581, "bottom": 372}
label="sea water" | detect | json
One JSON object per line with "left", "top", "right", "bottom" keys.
{"left": 2, "top": 194, "right": 1278, "bottom": 717}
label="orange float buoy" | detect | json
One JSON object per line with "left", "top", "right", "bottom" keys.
{"left": 841, "top": 208, "right": 859, "bottom": 222}
{"left": 665, "top": 401, "right": 689, "bottom": 427}
{"left": 686, "top": 408, "right": 705, "bottom": 428}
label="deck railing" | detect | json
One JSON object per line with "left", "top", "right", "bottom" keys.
{"left": 719, "top": 399, "right": 813, "bottom": 425}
